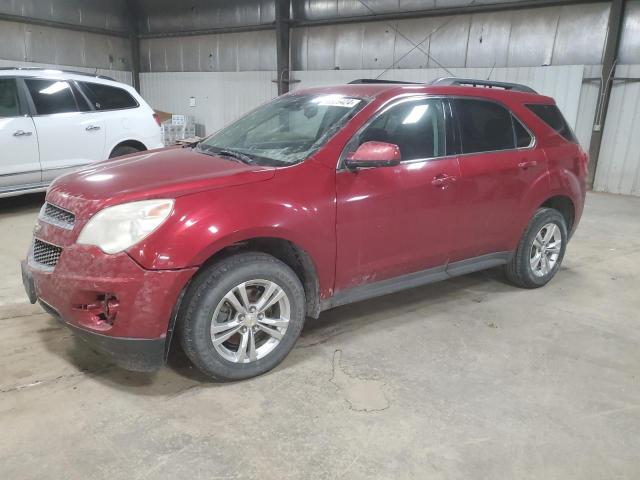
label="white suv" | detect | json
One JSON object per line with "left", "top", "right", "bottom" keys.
{"left": 0, "top": 68, "right": 163, "bottom": 198}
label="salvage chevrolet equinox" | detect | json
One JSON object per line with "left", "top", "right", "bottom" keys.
{"left": 22, "top": 78, "right": 587, "bottom": 380}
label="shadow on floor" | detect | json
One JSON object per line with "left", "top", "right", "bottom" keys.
{"left": 0, "top": 192, "right": 45, "bottom": 213}
{"left": 37, "top": 265, "right": 515, "bottom": 394}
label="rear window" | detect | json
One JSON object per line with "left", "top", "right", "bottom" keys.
{"left": 25, "top": 79, "right": 78, "bottom": 115}
{"left": 526, "top": 104, "right": 577, "bottom": 143}
{"left": 453, "top": 99, "right": 515, "bottom": 154}
{"left": 80, "top": 82, "right": 138, "bottom": 110}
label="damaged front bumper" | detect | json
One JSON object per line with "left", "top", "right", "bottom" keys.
{"left": 21, "top": 244, "right": 196, "bottom": 372}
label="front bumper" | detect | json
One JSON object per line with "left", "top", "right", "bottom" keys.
{"left": 22, "top": 245, "right": 196, "bottom": 372}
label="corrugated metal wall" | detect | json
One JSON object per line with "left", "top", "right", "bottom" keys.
{"left": 139, "top": 30, "right": 276, "bottom": 72}
{"left": 139, "top": 71, "right": 278, "bottom": 134}
{"left": 0, "top": 19, "right": 132, "bottom": 71}
{"left": 292, "top": 0, "right": 582, "bottom": 21}
{"left": 0, "top": 0, "right": 129, "bottom": 32}
{"left": 619, "top": 0, "right": 640, "bottom": 64}
{"left": 594, "top": 64, "right": 640, "bottom": 196}
{"left": 291, "top": 3, "right": 611, "bottom": 70}
{"left": 135, "top": 0, "right": 274, "bottom": 35}
{"left": 0, "top": 0, "right": 132, "bottom": 72}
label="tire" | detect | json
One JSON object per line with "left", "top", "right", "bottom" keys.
{"left": 178, "top": 252, "right": 306, "bottom": 381}
{"left": 505, "top": 208, "right": 568, "bottom": 289}
{"left": 109, "top": 145, "right": 141, "bottom": 158}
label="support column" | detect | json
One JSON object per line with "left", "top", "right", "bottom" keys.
{"left": 126, "top": 0, "right": 141, "bottom": 92}
{"left": 587, "top": 0, "right": 625, "bottom": 188}
{"left": 275, "top": 0, "right": 291, "bottom": 95}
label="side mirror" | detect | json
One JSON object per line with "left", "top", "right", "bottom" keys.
{"left": 344, "top": 141, "right": 401, "bottom": 169}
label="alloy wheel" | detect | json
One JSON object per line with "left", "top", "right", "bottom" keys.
{"left": 210, "top": 279, "right": 291, "bottom": 363}
{"left": 530, "top": 222, "right": 562, "bottom": 277}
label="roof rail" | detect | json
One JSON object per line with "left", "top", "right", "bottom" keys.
{"left": 0, "top": 67, "right": 115, "bottom": 82}
{"left": 430, "top": 77, "right": 537, "bottom": 94}
{"left": 348, "top": 78, "right": 420, "bottom": 85}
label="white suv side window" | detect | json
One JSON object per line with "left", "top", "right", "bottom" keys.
{"left": 79, "top": 82, "right": 138, "bottom": 111}
{"left": 24, "top": 79, "right": 79, "bottom": 115}
{"left": 0, "top": 78, "right": 20, "bottom": 117}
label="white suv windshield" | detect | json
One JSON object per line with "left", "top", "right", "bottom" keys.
{"left": 198, "top": 94, "right": 365, "bottom": 165}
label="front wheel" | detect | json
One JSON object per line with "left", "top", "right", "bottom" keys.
{"left": 505, "top": 208, "right": 568, "bottom": 288}
{"left": 178, "top": 252, "right": 306, "bottom": 381}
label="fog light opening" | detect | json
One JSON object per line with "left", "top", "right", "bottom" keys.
{"left": 72, "top": 293, "right": 120, "bottom": 326}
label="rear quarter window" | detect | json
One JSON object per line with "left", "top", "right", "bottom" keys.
{"left": 80, "top": 82, "right": 138, "bottom": 110}
{"left": 526, "top": 104, "right": 577, "bottom": 143}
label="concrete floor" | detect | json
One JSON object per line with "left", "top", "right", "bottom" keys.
{"left": 0, "top": 192, "right": 639, "bottom": 479}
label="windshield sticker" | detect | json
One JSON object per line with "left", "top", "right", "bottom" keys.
{"left": 312, "top": 95, "right": 361, "bottom": 108}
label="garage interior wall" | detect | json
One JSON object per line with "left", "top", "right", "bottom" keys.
{"left": 1, "top": 0, "right": 640, "bottom": 194}
{"left": 0, "top": 1, "right": 133, "bottom": 84}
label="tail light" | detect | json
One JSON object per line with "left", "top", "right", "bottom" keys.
{"left": 580, "top": 149, "right": 589, "bottom": 176}
{"left": 153, "top": 113, "right": 161, "bottom": 126}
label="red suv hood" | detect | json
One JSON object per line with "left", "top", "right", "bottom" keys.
{"left": 48, "top": 147, "right": 276, "bottom": 206}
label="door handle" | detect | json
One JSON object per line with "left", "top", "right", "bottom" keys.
{"left": 431, "top": 174, "right": 457, "bottom": 188}
{"left": 13, "top": 130, "right": 33, "bottom": 137}
{"left": 518, "top": 160, "right": 538, "bottom": 169}
{"left": 85, "top": 125, "right": 101, "bottom": 131}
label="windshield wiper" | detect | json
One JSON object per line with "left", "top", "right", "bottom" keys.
{"left": 217, "top": 149, "right": 255, "bottom": 164}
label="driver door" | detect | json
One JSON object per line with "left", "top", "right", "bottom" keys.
{"left": 335, "top": 97, "right": 460, "bottom": 291}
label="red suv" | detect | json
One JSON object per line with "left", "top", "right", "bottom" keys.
{"left": 22, "top": 78, "right": 587, "bottom": 380}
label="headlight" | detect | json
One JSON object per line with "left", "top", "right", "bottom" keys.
{"left": 77, "top": 199, "right": 174, "bottom": 254}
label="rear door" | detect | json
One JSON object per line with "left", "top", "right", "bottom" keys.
{"left": 24, "top": 78, "right": 106, "bottom": 182}
{"left": 449, "top": 98, "right": 547, "bottom": 260}
{"left": 0, "top": 77, "right": 41, "bottom": 191}
{"left": 77, "top": 81, "right": 143, "bottom": 154}
{"left": 335, "top": 97, "right": 460, "bottom": 291}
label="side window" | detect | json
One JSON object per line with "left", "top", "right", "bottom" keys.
{"left": 25, "top": 79, "right": 78, "bottom": 115}
{"left": 80, "top": 82, "right": 138, "bottom": 110}
{"left": 513, "top": 115, "right": 533, "bottom": 148}
{"left": 71, "top": 83, "right": 92, "bottom": 112}
{"left": 356, "top": 99, "right": 446, "bottom": 161}
{"left": 454, "top": 99, "right": 515, "bottom": 154}
{"left": 0, "top": 78, "right": 20, "bottom": 117}
{"left": 526, "top": 104, "right": 577, "bottom": 143}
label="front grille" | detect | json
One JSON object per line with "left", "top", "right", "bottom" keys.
{"left": 41, "top": 202, "right": 75, "bottom": 229}
{"left": 33, "top": 239, "right": 62, "bottom": 268}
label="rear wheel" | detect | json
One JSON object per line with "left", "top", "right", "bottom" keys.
{"left": 505, "top": 208, "right": 567, "bottom": 288}
{"left": 109, "top": 145, "right": 141, "bottom": 158}
{"left": 179, "top": 252, "right": 306, "bottom": 381}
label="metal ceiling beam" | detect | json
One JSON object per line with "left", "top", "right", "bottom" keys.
{"left": 587, "top": 0, "right": 625, "bottom": 188}
{"left": 293, "top": 0, "right": 610, "bottom": 27}
{"left": 0, "top": 12, "right": 129, "bottom": 38}
{"left": 275, "top": 0, "right": 291, "bottom": 95}
{"left": 137, "top": 23, "right": 274, "bottom": 39}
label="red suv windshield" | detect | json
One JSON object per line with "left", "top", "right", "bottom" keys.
{"left": 199, "top": 93, "right": 365, "bottom": 165}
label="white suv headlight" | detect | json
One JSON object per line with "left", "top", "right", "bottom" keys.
{"left": 77, "top": 199, "right": 174, "bottom": 254}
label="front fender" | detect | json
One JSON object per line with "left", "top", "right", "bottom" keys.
{"left": 127, "top": 161, "right": 337, "bottom": 298}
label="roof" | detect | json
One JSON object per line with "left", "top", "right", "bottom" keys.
{"left": 0, "top": 67, "right": 130, "bottom": 89}
{"left": 290, "top": 82, "right": 554, "bottom": 104}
